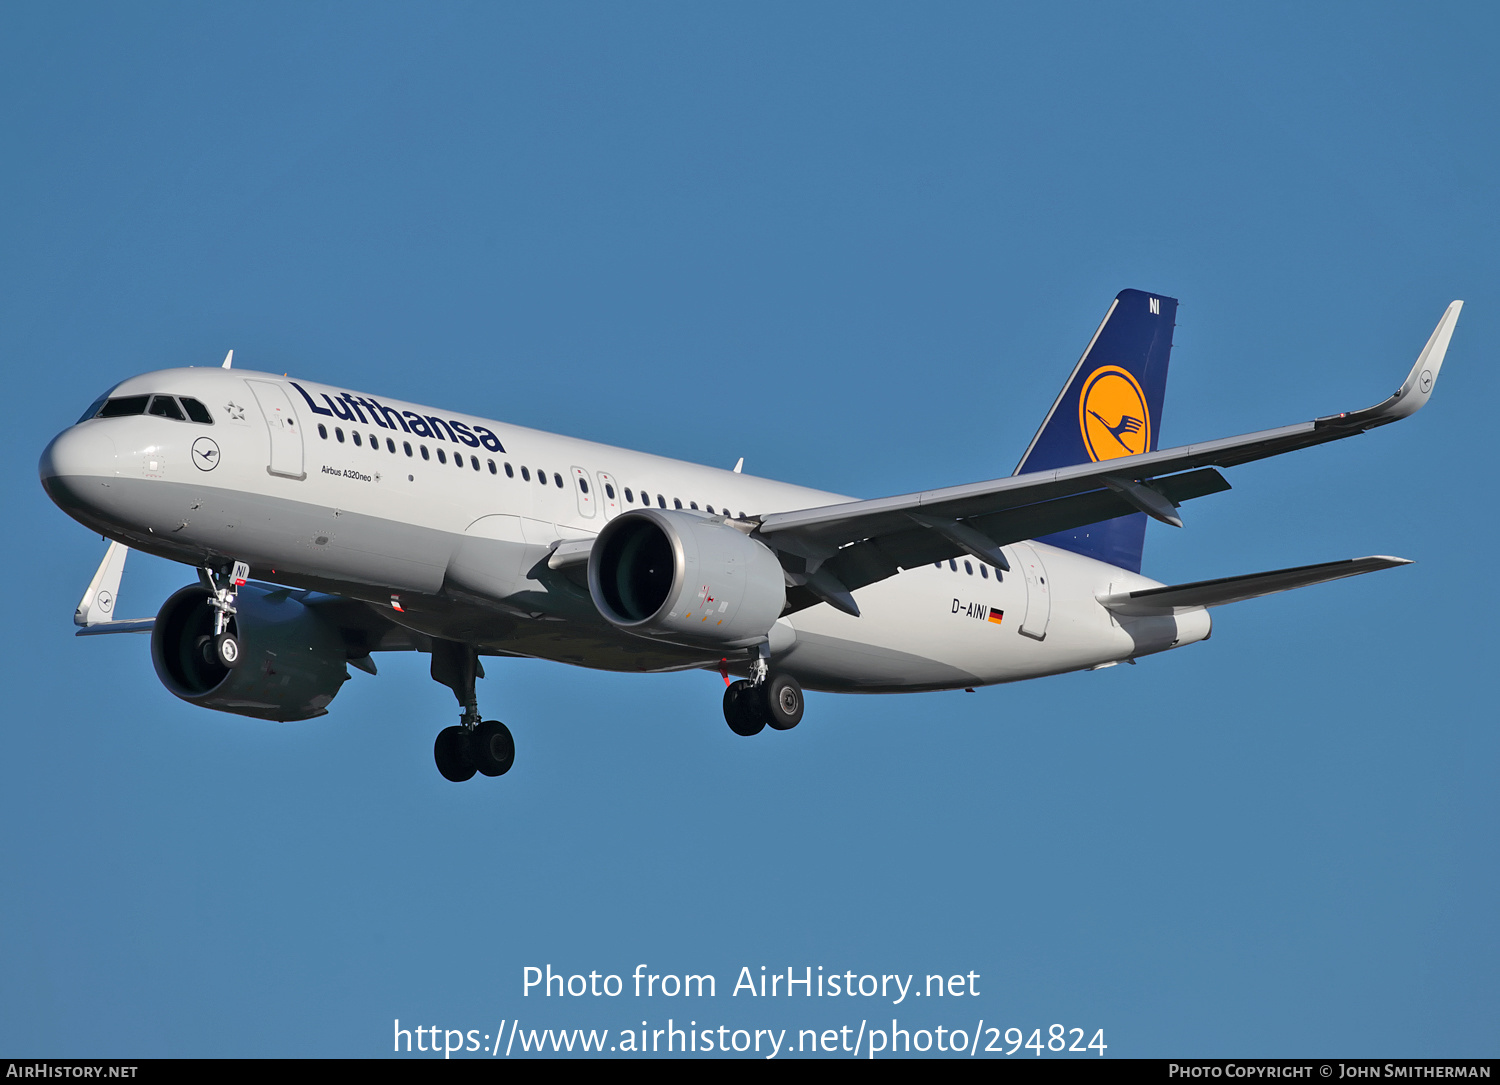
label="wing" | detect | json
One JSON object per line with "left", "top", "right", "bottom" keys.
{"left": 752, "top": 302, "right": 1461, "bottom": 616}
{"left": 73, "top": 540, "right": 156, "bottom": 634}
{"left": 67, "top": 537, "right": 425, "bottom": 674}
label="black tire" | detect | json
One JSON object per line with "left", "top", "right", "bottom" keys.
{"left": 472, "top": 720, "right": 515, "bottom": 777}
{"left": 214, "top": 632, "right": 242, "bottom": 668}
{"left": 434, "top": 726, "right": 476, "bottom": 782}
{"left": 762, "top": 673, "right": 803, "bottom": 730}
{"left": 723, "top": 680, "right": 765, "bottom": 736}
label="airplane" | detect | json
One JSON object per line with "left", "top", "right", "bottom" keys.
{"left": 38, "top": 290, "right": 1462, "bottom": 782}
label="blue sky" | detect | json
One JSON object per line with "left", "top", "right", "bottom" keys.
{"left": 2, "top": 3, "right": 1495, "bottom": 1058}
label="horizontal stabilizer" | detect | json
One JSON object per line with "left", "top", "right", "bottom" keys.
{"left": 1097, "top": 555, "right": 1411, "bottom": 616}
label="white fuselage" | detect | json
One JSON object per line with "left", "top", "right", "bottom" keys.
{"left": 40, "top": 367, "right": 1209, "bottom": 693}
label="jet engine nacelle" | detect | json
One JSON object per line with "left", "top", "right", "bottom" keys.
{"left": 150, "top": 583, "right": 349, "bottom": 722}
{"left": 588, "top": 509, "right": 786, "bottom": 649}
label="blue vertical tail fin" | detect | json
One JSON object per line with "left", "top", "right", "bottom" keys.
{"left": 1013, "top": 289, "right": 1177, "bottom": 573}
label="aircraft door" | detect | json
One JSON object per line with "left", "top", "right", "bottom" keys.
{"left": 245, "top": 380, "right": 306, "bottom": 480}
{"left": 595, "top": 471, "right": 621, "bottom": 519}
{"left": 571, "top": 467, "right": 597, "bottom": 518}
{"left": 1013, "top": 542, "right": 1051, "bottom": 640}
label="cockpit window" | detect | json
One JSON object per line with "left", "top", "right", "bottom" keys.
{"left": 148, "top": 395, "right": 186, "bottom": 421}
{"left": 92, "top": 393, "right": 214, "bottom": 423}
{"left": 78, "top": 393, "right": 112, "bottom": 424}
{"left": 96, "top": 395, "right": 150, "bottom": 418}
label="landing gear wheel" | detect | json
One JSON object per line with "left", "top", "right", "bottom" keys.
{"left": 434, "top": 726, "right": 476, "bottom": 782}
{"left": 214, "top": 632, "right": 241, "bottom": 668}
{"left": 723, "top": 680, "right": 766, "bottom": 736}
{"left": 472, "top": 720, "right": 515, "bottom": 777}
{"left": 762, "top": 673, "right": 803, "bottom": 730}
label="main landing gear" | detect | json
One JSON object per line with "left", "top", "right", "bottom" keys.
{"left": 430, "top": 641, "right": 514, "bottom": 783}
{"left": 722, "top": 659, "right": 804, "bottom": 737}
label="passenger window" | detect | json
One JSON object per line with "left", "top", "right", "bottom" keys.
{"left": 403, "top": 441, "right": 413, "bottom": 457}
{"left": 579, "top": 478, "right": 589, "bottom": 494}
{"left": 504, "top": 462, "right": 514, "bottom": 477}
{"left": 964, "top": 561, "right": 973, "bottom": 575}
{"left": 536, "top": 468, "right": 546, "bottom": 484}
{"left": 553, "top": 473, "right": 563, "bottom": 488}
{"left": 605, "top": 484, "right": 615, "bottom": 499}
{"left": 949, "top": 559, "right": 957, "bottom": 571}
{"left": 658, "top": 495, "right": 667, "bottom": 509}
{"left": 98, "top": 395, "right": 150, "bottom": 418}
{"left": 353, "top": 432, "right": 363, "bottom": 447}
{"left": 673, "top": 498, "right": 683, "bottom": 510}
{"left": 318, "top": 424, "right": 328, "bottom": 439}
{"left": 689, "top": 501, "right": 698, "bottom": 510}
{"left": 624, "top": 488, "right": 634, "bottom": 503}
{"left": 487, "top": 459, "right": 497, "bottom": 475}
{"left": 521, "top": 466, "right": 530, "bottom": 481}
{"left": 980, "top": 565, "right": 989, "bottom": 579}
{"left": 420, "top": 445, "right": 429, "bottom": 460}
{"left": 180, "top": 398, "right": 214, "bottom": 424}
{"left": 148, "top": 395, "right": 185, "bottom": 421}
{"left": 336, "top": 428, "right": 345, "bottom": 443}
{"left": 470, "top": 455, "right": 479, "bottom": 470}
{"left": 705, "top": 505, "right": 714, "bottom": 514}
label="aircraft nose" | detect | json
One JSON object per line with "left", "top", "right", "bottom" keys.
{"left": 39, "top": 425, "right": 117, "bottom": 506}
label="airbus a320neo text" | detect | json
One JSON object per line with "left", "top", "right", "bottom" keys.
{"left": 39, "top": 291, "right": 1461, "bottom": 781}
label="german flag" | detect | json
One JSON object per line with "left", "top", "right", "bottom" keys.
{"left": 987, "top": 607, "right": 1004, "bottom": 626}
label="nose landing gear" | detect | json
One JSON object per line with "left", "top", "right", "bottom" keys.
{"left": 199, "top": 560, "right": 249, "bottom": 668}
